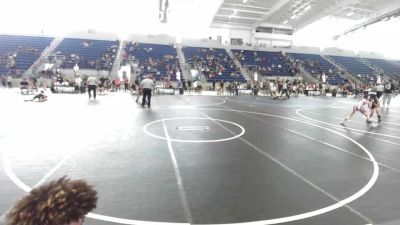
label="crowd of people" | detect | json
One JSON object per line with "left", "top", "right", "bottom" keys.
{"left": 0, "top": 47, "right": 42, "bottom": 69}
{"left": 186, "top": 48, "right": 242, "bottom": 80}
{"left": 58, "top": 41, "right": 119, "bottom": 70}
{"left": 123, "top": 42, "right": 181, "bottom": 81}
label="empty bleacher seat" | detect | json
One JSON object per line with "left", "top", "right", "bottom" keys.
{"left": 183, "top": 47, "right": 245, "bottom": 82}
{"left": 329, "top": 55, "right": 376, "bottom": 81}
{"left": 233, "top": 50, "right": 293, "bottom": 77}
{"left": 288, "top": 53, "right": 344, "bottom": 85}
{"left": 0, "top": 35, "right": 53, "bottom": 75}
{"left": 124, "top": 42, "right": 180, "bottom": 81}
{"left": 363, "top": 58, "right": 400, "bottom": 79}
{"left": 55, "top": 38, "right": 119, "bottom": 70}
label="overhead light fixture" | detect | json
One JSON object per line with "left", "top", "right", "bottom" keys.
{"left": 234, "top": 10, "right": 238, "bottom": 15}
{"left": 290, "top": 15, "right": 297, "bottom": 19}
{"left": 242, "top": 0, "right": 248, "bottom": 3}
{"left": 229, "top": 14, "right": 233, "bottom": 19}
{"left": 304, "top": 5, "right": 311, "bottom": 11}
{"left": 347, "top": 11, "right": 354, "bottom": 16}
{"left": 283, "top": 20, "right": 288, "bottom": 24}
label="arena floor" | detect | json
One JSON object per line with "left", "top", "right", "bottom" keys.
{"left": 0, "top": 89, "right": 400, "bottom": 225}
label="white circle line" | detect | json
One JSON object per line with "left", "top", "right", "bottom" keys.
{"left": 3, "top": 107, "right": 379, "bottom": 225}
{"left": 143, "top": 117, "right": 245, "bottom": 143}
{"left": 158, "top": 99, "right": 226, "bottom": 109}
{"left": 295, "top": 107, "right": 400, "bottom": 140}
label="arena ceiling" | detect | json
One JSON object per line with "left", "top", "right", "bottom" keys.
{"left": 210, "top": 0, "right": 400, "bottom": 30}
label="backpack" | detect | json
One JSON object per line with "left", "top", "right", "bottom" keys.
{"left": 385, "top": 83, "right": 391, "bottom": 90}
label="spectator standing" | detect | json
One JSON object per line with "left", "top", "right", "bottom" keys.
{"left": 7, "top": 75, "right": 12, "bottom": 88}
{"left": 382, "top": 80, "right": 396, "bottom": 109}
{"left": 1, "top": 76, "right": 6, "bottom": 88}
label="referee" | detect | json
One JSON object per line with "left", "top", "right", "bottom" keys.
{"left": 140, "top": 75, "right": 155, "bottom": 108}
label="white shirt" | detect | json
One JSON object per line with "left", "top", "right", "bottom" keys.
{"left": 140, "top": 78, "right": 154, "bottom": 89}
{"left": 376, "top": 84, "right": 384, "bottom": 92}
{"left": 87, "top": 77, "right": 97, "bottom": 85}
{"left": 75, "top": 77, "right": 82, "bottom": 86}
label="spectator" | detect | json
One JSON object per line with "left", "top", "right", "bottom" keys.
{"left": 7, "top": 75, "right": 12, "bottom": 88}
{"left": 6, "top": 177, "right": 97, "bottom": 225}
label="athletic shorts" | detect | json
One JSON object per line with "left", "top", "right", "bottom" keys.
{"left": 353, "top": 105, "right": 365, "bottom": 114}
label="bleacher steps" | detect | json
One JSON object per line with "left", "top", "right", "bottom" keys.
{"left": 24, "top": 36, "right": 64, "bottom": 77}
{"left": 358, "top": 58, "right": 383, "bottom": 74}
{"left": 321, "top": 55, "right": 364, "bottom": 84}
{"left": 225, "top": 48, "right": 251, "bottom": 82}
{"left": 176, "top": 43, "right": 191, "bottom": 81}
{"left": 110, "top": 40, "right": 125, "bottom": 78}
{"left": 285, "top": 54, "right": 317, "bottom": 83}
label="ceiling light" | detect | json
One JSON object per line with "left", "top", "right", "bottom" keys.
{"left": 347, "top": 12, "right": 354, "bottom": 16}
{"left": 304, "top": 5, "right": 311, "bottom": 11}
{"left": 242, "top": 0, "right": 248, "bottom": 3}
{"left": 229, "top": 14, "right": 233, "bottom": 19}
{"left": 283, "top": 20, "right": 288, "bottom": 24}
{"left": 234, "top": 10, "right": 238, "bottom": 15}
{"left": 290, "top": 15, "right": 297, "bottom": 19}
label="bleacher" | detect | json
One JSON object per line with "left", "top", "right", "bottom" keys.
{"left": 0, "top": 35, "right": 53, "bottom": 75}
{"left": 363, "top": 58, "right": 400, "bottom": 79}
{"left": 124, "top": 42, "right": 180, "bottom": 81}
{"left": 183, "top": 47, "right": 245, "bottom": 82}
{"left": 329, "top": 55, "right": 376, "bottom": 81}
{"left": 55, "top": 38, "right": 119, "bottom": 70}
{"left": 288, "top": 53, "right": 344, "bottom": 85}
{"left": 232, "top": 50, "right": 293, "bottom": 77}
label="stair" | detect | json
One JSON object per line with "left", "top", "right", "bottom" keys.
{"left": 24, "top": 36, "right": 64, "bottom": 77}
{"left": 225, "top": 48, "right": 251, "bottom": 82}
{"left": 357, "top": 57, "right": 383, "bottom": 74}
{"left": 321, "top": 55, "right": 364, "bottom": 84}
{"left": 110, "top": 40, "right": 125, "bottom": 78}
{"left": 357, "top": 57, "right": 393, "bottom": 82}
{"left": 285, "top": 54, "right": 317, "bottom": 83}
{"left": 175, "top": 43, "right": 191, "bottom": 81}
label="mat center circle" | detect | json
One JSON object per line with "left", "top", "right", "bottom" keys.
{"left": 143, "top": 117, "right": 245, "bottom": 143}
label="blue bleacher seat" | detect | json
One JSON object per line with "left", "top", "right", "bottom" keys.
{"left": 55, "top": 38, "right": 119, "bottom": 70}
{"left": 363, "top": 58, "right": 400, "bottom": 79}
{"left": 183, "top": 47, "right": 245, "bottom": 82}
{"left": 124, "top": 42, "right": 180, "bottom": 81}
{"left": 288, "top": 53, "right": 344, "bottom": 85}
{"left": 329, "top": 55, "right": 376, "bottom": 82}
{"left": 0, "top": 35, "right": 53, "bottom": 75}
{"left": 232, "top": 50, "right": 293, "bottom": 78}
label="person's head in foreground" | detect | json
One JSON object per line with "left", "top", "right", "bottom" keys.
{"left": 6, "top": 176, "right": 98, "bottom": 225}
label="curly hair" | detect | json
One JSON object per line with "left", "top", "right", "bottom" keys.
{"left": 6, "top": 176, "right": 98, "bottom": 225}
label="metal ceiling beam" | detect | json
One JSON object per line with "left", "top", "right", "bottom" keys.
{"left": 210, "top": 22, "right": 255, "bottom": 30}
{"left": 223, "top": 2, "right": 270, "bottom": 10}
{"left": 215, "top": 14, "right": 264, "bottom": 20}
{"left": 334, "top": 7, "right": 400, "bottom": 40}
{"left": 220, "top": 7, "right": 269, "bottom": 14}
{"left": 252, "top": 0, "right": 294, "bottom": 28}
